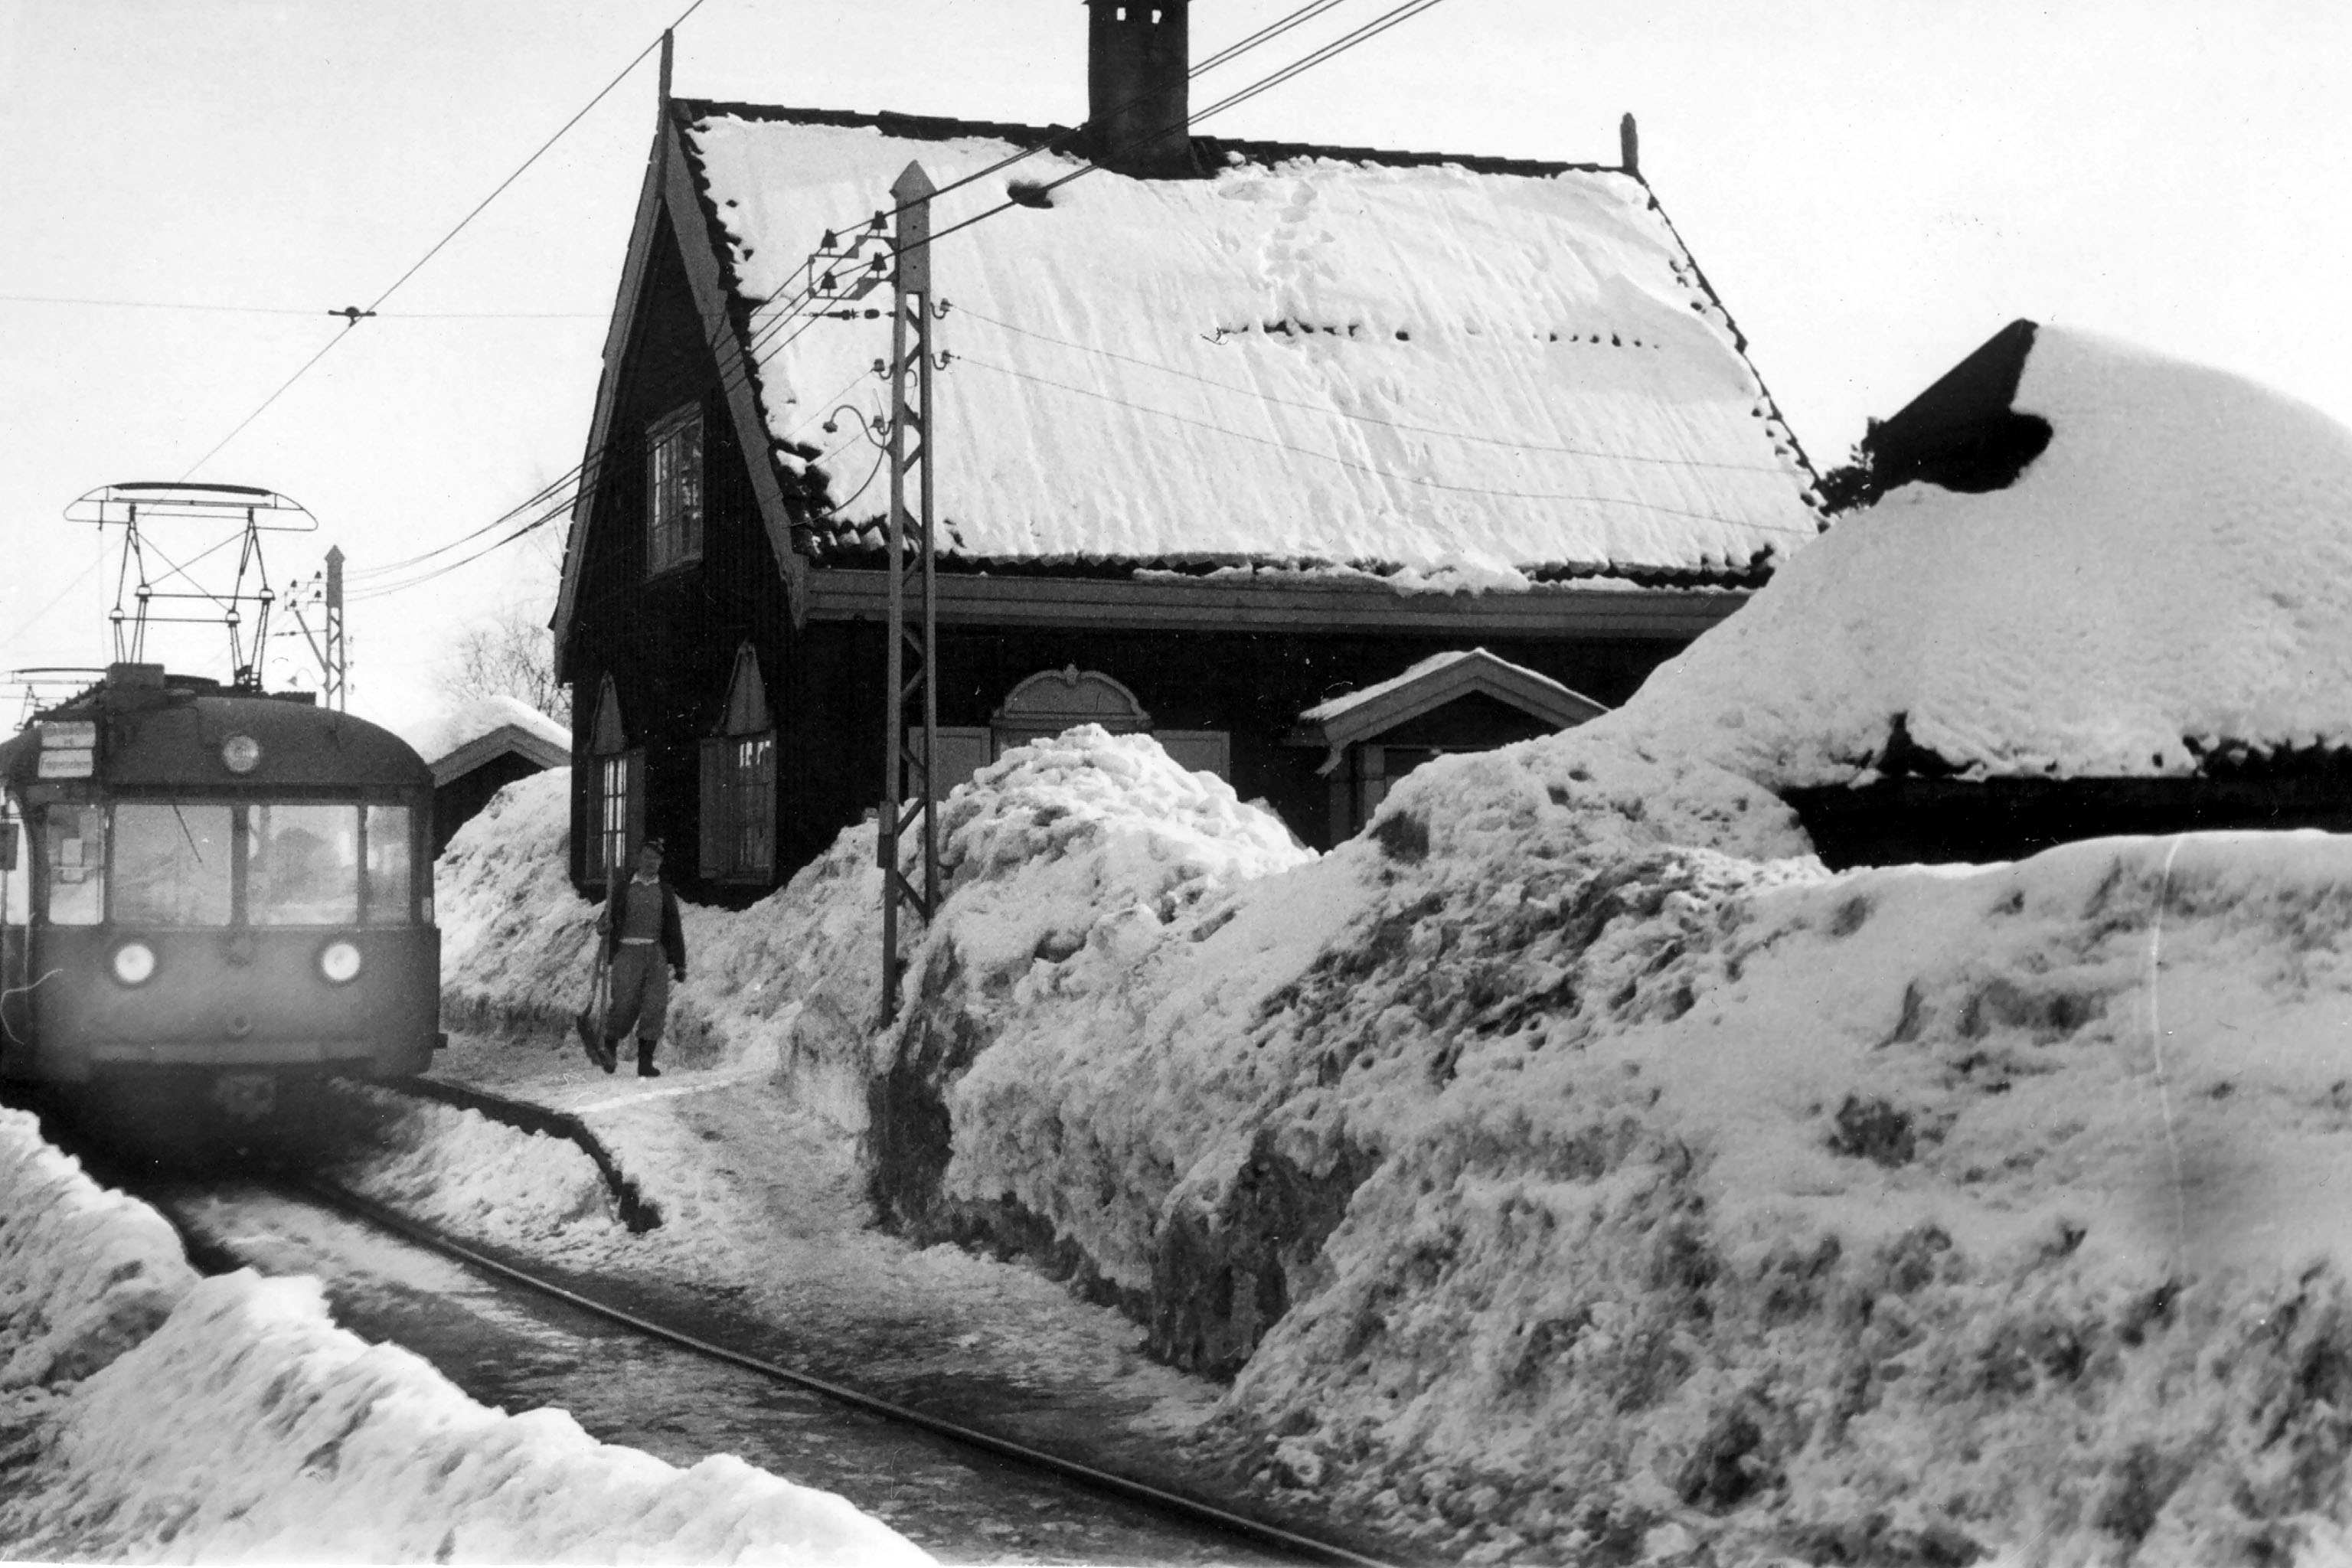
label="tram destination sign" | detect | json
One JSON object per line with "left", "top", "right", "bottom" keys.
{"left": 36, "top": 720, "right": 96, "bottom": 779}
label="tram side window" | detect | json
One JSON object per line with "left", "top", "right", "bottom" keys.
{"left": 113, "top": 804, "right": 234, "bottom": 926}
{"left": 2, "top": 802, "right": 24, "bottom": 926}
{"left": 364, "top": 804, "right": 413, "bottom": 925}
{"left": 247, "top": 803, "right": 360, "bottom": 926}
{"left": 41, "top": 805, "right": 106, "bottom": 926}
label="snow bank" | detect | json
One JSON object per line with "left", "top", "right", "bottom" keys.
{"left": 0, "top": 1107, "right": 195, "bottom": 1390}
{"left": 850, "top": 724, "right": 2352, "bottom": 1559}
{"left": 1612, "top": 325, "right": 2352, "bottom": 786}
{"left": 436, "top": 767, "right": 604, "bottom": 1040}
{"left": 1213, "top": 831, "right": 2352, "bottom": 1561}
{"left": 868, "top": 729, "right": 1318, "bottom": 1284}
{"left": 0, "top": 1108, "right": 924, "bottom": 1563}
{"left": 5, "top": 1270, "right": 927, "bottom": 1563}
{"left": 333, "top": 1086, "right": 628, "bottom": 1246}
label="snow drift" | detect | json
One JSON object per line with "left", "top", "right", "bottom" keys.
{"left": 0, "top": 1109, "right": 925, "bottom": 1563}
{"left": 1612, "top": 324, "right": 2352, "bottom": 786}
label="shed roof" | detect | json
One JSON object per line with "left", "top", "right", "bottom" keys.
{"left": 1293, "top": 647, "right": 1608, "bottom": 766}
{"left": 669, "top": 103, "right": 1823, "bottom": 589}
{"left": 394, "top": 696, "right": 570, "bottom": 788}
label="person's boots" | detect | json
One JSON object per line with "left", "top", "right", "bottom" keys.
{"left": 637, "top": 1040, "right": 661, "bottom": 1078}
{"left": 597, "top": 1035, "right": 620, "bottom": 1074}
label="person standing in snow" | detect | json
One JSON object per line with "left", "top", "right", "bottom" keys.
{"left": 593, "top": 837, "right": 686, "bottom": 1077}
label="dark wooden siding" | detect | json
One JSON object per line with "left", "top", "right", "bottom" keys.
{"left": 779, "top": 620, "right": 1686, "bottom": 864}
{"left": 565, "top": 213, "right": 790, "bottom": 904}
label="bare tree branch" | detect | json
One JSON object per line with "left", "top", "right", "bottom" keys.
{"left": 439, "top": 599, "right": 570, "bottom": 723}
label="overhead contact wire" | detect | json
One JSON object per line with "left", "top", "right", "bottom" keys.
{"left": 178, "top": 0, "right": 711, "bottom": 482}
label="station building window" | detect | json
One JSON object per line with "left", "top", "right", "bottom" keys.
{"left": 646, "top": 403, "right": 704, "bottom": 573}
{"left": 701, "top": 643, "right": 776, "bottom": 883}
{"left": 586, "top": 675, "right": 644, "bottom": 884}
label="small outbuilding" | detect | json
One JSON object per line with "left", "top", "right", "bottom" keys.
{"left": 1605, "top": 318, "right": 2352, "bottom": 867}
{"left": 396, "top": 697, "right": 571, "bottom": 858}
{"left": 1290, "top": 649, "right": 1608, "bottom": 842}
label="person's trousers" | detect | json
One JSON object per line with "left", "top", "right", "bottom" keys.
{"left": 604, "top": 942, "right": 670, "bottom": 1058}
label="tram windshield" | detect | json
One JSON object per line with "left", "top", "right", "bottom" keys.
{"left": 247, "top": 803, "right": 360, "bottom": 926}
{"left": 113, "top": 804, "right": 234, "bottom": 926}
{"left": 29, "top": 799, "right": 421, "bottom": 926}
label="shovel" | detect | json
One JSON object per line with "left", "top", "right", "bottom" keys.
{"left": 573, "top": 942, "right": 616, "bottom": 1073}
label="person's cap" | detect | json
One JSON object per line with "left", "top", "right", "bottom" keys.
{"left": 641, "top": 836, "right": 666, "bottom": 854}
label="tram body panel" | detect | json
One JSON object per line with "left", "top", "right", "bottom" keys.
{"left": 10, "top": 925, "right": 438, "bottom": 1082}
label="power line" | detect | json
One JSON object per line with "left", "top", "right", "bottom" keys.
{"left": 956, "top": 353, "right": 1819, "bottom": 537}
{"left": 848, "top": 0, "right": 1361, "bottom": 232}
{"left": 0, "top": 293, "right": 607, "bottom": 319}
{"left": 1189, "top": 0, "right": 1449, "bottom": 126}
{"left": 953, "top": 304, "right": 1805, "bottom": 475}
{"left": 1192, "top": 0, "right": 1355, "bottom": 75}
{"left": 177, "top": 0, "right": 710, "bottom": 482}
{"left": 360, "top": 0, "right": 710, "bottom": 320}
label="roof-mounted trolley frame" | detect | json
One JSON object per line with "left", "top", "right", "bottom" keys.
{"left": 65, "top": 482, "right": 318, "bottom": 694}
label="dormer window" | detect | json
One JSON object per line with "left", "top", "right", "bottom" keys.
{"left": 646, "top": 403, "right": 704, "bottom": 573}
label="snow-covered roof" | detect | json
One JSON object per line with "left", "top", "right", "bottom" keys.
{"left": 675, "top": 105, "right": 1823, "bottom": 587}
{"left": 394, "top": 696, "right": 570, "bottom": 784}
{"left": 1297, "top": 646, "right": 1606, "bottom": 739}
{"left": 1614, "top": 323, "right": 2352, "bottom": 786}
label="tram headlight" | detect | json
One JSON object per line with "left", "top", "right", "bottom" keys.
{"left": 111, "top": 941, "right": 157, "bottom": 986}
{"left": 318, "top": 939, "right": 362, "bottom": 985}
{"left": 220, "top": 733, "right": 262, "bottom": 774}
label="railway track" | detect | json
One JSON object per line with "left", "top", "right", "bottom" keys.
{"left": 37, "top": 1079, "right": 1411, "bottom": 1567}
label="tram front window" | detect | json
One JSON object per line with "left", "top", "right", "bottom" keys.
{"left": 113, "top": 804, "right": 233, "bottom": 926}
{"left": 41, "top": 805, "right": 106, "bottom": 926}
{"left": 364, "top": 804, "right": 413, "bottom": 925}
{"left": 248, "top": 803, "right": 360, "bottom": 926}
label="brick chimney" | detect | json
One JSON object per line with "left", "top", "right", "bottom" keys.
{"left": 1085, "top": 1, "right": 1194, "bottom": 177}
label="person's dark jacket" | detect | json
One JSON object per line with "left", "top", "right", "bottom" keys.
{"left": 603, "top": 875, "right": 686, "bottom": 975}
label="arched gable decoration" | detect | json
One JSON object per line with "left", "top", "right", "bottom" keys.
{"left": 718, "top": 644, "right": 773, "bottom": 736}
{"left": 991, "top": 666, "right": 1151, "bottom": 740}
{"left": 590, "top": 675, "right": 628, "bottom": 755}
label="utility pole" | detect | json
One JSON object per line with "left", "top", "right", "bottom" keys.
{"left": 324, "top": 545, "right": 346, "bottom": 711}
{"left": 877, "top": 160, "right": 939, "bottom": 1026}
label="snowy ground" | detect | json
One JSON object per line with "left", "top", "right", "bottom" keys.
{"left": 0, "top": 1104, "right": 928, "bottom": 1564}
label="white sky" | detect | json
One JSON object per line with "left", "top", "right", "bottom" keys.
{"left": 3, "top": 0, "right": 2347, "bottom": 730}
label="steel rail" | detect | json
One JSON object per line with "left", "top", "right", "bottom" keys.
{"left": 296, "top": 1171, "right": 1402, "bottom": 1568}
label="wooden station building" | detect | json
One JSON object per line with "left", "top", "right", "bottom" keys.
{"left": 551, "top": 2, "right": 1824, "bottom": 902}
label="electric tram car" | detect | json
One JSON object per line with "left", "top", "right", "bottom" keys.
{"left": 0, "top": 664, "right": 440, "bottom": 1120}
